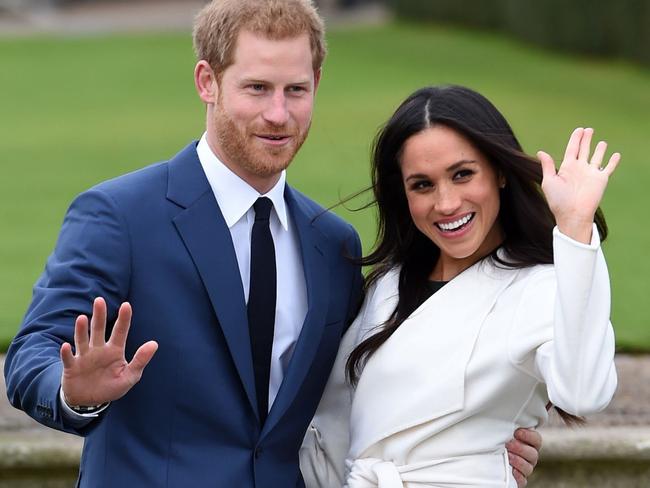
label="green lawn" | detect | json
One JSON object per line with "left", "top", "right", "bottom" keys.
{"left": 1, "top": 23, "right": 648, "bottom": 350}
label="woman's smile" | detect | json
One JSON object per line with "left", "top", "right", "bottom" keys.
{"left": 434, "top": 212, "right": 476, "bottom": 234}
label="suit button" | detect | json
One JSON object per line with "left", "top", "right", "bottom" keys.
{"left": 254, "top": 447, "right": 263, "bottom": 459}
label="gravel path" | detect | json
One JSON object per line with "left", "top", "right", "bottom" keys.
{"left": 0, "top": 0, "right": 390, "bottom": 36}
{"left": 0, "top": 0, "right": 213, "bottom": 36}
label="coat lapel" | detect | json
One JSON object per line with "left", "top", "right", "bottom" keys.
{"left": 263, "top": 187, "right": 330, "bottom": 434}
{"left": 167, "top": 143, "right": 257, "bottom": 417}
{"left": 350, "top": 259, "right": 520, "bottom": 456}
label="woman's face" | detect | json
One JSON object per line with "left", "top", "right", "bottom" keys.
{"left": 400, "top": 125, "right": 504, "bottom": 280}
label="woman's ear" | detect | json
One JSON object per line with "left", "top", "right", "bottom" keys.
{"left": 498, "top": 172, "right": 507, "bottom": 189}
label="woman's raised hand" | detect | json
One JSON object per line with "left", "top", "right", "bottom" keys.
{"left": 537, "top": 127, "right": 620, "bottom": 243}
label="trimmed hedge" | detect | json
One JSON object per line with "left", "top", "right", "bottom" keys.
{"left": 387, "top": 0, "right": 650, "bottom": 66}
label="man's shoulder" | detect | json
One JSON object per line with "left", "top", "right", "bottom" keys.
{"left": 87, "top": 142, "right": 199, "bottom": 201}
{"left": 92, "top": 160, "right": 169, "bottom": 197}
{"left": 287, "top": 186, "right": 358, "bottom": 241}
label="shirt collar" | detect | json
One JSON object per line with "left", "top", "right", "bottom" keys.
{"left": 196, "top": 133, "right": 289, "bottom": 230}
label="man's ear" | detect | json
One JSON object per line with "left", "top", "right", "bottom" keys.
{"left": 194, "top": 60, "right": 218, "bottom": 104}
{"left": 313, "top": 68, "right": 322, "bottom": 94}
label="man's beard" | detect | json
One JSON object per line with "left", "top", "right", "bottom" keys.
{"left": 213, "top": 108, "right": 310, "bottom": 179}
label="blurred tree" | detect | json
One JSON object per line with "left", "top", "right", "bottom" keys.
{"left": 388, "top": 0, "right": 650, "bottom": 67}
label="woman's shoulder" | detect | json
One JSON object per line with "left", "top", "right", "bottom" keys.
{"left": 353, "top": 267, "right": 400, "bottom": 334}
{"left": 512, "top": 262, "right": 555, "bottom": 284}
{"left": 366, "top": 266, "right": 400, "bottom": 302}
{"left": 481, "top": 258, "right": 557, "bottom": 315}
{"left": 490, "top": 251, "right": 555, "bottom": 289}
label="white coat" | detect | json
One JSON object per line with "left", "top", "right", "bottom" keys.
{"left": 300, "top": 226, "right": 617, "bottom": 487}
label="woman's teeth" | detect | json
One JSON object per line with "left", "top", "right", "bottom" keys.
{"left": 436, "top": 213, "right": 474, "bottom": 232}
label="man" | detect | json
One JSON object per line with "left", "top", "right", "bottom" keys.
{"left": 4, "top": 1, "right": 540, "bottom": 486}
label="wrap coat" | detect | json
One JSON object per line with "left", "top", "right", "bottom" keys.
{"left": 301, "top": 226, "right": 617, "bottom": 488}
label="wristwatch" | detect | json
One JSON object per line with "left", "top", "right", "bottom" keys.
{"left": 67, "top": 402, "right": 109, "bottom": 414}
{"left": 62, "top": 390, "right": 109, "bottom": 414}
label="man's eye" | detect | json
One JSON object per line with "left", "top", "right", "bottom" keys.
{"left": 288, "top": 86, "right": 307, "bottom": 94}
{"left": 248, "top": 84, "right": 265, "bottom": 92}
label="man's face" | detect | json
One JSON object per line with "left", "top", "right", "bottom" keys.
{"left": 209, "top": 30, "right": 319, "bottom": 191}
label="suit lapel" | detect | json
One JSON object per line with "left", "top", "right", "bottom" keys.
{"left": 167, "top": 143, "right": 258, "bottom": 417}
{"left": 263, "top": 187, "right": 330, "bottom": 434}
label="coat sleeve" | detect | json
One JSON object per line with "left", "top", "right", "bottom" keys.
{"left": 508, "top": 224, "right": 617, "bottom": 416}
{"left": 3, "top": 188, "right": 131, "bottom": 435}
{"left": 300, "top": 275, "right": 382, "bottom": 487}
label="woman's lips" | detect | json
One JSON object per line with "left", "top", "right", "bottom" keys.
{"left": 434, "top": 212, "right": 476, "bottom": 236}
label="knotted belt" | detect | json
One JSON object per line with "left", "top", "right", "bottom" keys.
{"left": 345, "top": 449, "right": 512, "bottom": 487}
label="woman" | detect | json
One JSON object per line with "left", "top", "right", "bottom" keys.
{"left": 300, "top": 85, "right": 618, "bottom": 487}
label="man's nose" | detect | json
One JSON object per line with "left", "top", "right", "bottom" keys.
{"left": 262, "top": 91, "right": 290, "bottom": 126}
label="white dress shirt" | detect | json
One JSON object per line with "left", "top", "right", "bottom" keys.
{"left": 196, "top": 134, "right": 308, "bottom": 409}
{"left": 60, "top": 135, "right": 308, "bottom": 420}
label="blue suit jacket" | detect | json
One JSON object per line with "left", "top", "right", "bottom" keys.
{"left": 4, "top": 143, "right": 363, "bottom": 487}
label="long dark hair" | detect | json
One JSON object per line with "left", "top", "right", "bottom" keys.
{"left": 347, "top": 85, "right": 607, "bottom": 425}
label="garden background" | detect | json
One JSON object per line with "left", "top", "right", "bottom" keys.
{"left": 1, "top": 1, "right": 648, "bottom": 353}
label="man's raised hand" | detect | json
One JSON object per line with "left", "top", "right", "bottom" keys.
{"left": 60, "top": 297, "right": 158, "bottom": 406}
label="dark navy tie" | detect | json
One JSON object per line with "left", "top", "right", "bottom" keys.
{"left": 247, "top": 197, "right": 276, "bottom": 425}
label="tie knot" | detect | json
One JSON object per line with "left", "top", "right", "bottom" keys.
{"left": 253, "top": 197, "right": 273, "bottom": 222}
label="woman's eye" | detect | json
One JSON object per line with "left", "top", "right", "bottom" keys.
{"left": 411, "top": 180, "right": 431, "bottom": 191}
{"left": 453, "top": 169, "right": 473, "bottom": 180}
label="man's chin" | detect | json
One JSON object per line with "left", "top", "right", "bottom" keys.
{"left": 240, "top": 157, "right": 287, "bottom": 178}
{"left": 253, "top": 148, "right": 297, "bottom": 170}
{"left": 256, "top": 159, "right": 293, "bottom": 177}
